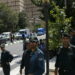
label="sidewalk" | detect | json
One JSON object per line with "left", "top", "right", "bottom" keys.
{"left": 49, "top": 57, "right": 56, "bottom": 75}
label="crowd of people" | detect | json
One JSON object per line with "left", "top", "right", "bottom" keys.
{"left": 20, "top": 38, "right": 45, "bottom": 75}
{"left": 0, "top": 37, "right": 45, "bottom": 75}
{"left": 0, "top": 28, "right": 75, "bottom": 75}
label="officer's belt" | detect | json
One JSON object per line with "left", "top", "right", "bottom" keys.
{"left": 59, "top": 68, "right": 74, "bottom": 72}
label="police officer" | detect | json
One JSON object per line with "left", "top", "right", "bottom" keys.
{"left": 69, "top": 29, "right": 75, "bottom": 47}
{"left": 28, "top": 38, "right": 45, "bottom": 75}
{"left": 55, "top": 34, "right": 75, "bottom": 75}
{"left": 20, "top": 40, "right": 32, "bottom": 75}
{"left": 0, "top": 44, "right": 13, "bottom": 75}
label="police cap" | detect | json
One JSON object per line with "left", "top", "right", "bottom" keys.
{"left": 30, "top": 37, "right": 38, "bottom": 43}
{"left": 62, "top": 33, "right": 70, "bottom": 38}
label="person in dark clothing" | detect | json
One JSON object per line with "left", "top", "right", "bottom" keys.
{"left": 22, "top": 33, "right": 25, "bottom": 40}
{"left": 10, "top": 33, "right": 13, "bottom": 43}
{"left": 20, "top": 41, "right": 32, "bottom": 75}
{"left": 54, "top": 34, "right": 75, "bottom": 75}
{"left": 28, "top": 39, "right": 45, "bottom": 75}
{"left": 23, "top": 38, "right": 29, "bottom": 51}
{"left": 39, "top": 39, "right": 46, "bottom": 53}
{"left": 0, "top": 44, "right": 13, "bottom": 75}
{"left": 70, "top": 29, "right": 75, "bottom": 46}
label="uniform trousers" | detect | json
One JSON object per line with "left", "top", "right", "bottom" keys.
{"left": 2, "top": 64, "right": 10, "bottom": 75}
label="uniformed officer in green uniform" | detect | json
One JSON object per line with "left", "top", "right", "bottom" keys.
{"left": 54, "top": 33, "right": 75, "bottom": 75}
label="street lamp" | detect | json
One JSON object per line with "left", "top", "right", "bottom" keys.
{"left": 31, "top": 0, "right": 51, "bottom": 75}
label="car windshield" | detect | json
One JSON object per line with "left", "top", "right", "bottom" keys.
{"left": 19, "top": 31, "right": 27, "bottom": 34}
{"left": 2, "top": 34, "right": 8, "bottom": 37}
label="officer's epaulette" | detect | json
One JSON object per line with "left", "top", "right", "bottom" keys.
{"left": 35, "top": 48, "right": 44, "bottom": 55}
{"left": 38, "top": 48, "right": 44, "bottom": 54}
{"left": 57, "top": 46, "right": 63, "bottom": 55}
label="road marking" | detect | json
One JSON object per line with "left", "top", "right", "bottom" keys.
{"left": 11, "top": 57, "right": 21, "bottom": 66}
{"left": 5, "top": 40, "right": 23, "bottom": 47}
{"left": 10, "top": 66, "right": 20, "bottom": 75}
{"left": 5, "top": 44, "right": 9, "bottom": 46}
{"left": 14, "top": 41, "right": 17, "bottom": 44}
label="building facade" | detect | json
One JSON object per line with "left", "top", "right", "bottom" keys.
{"left": 24, "top": 0, "right": 41, "bottom": 29}
{"left": 0, "top": 0, "right": 42, "bottom": 29}
{"left": 0, "top": 0, "right": 24, "bottom": 12}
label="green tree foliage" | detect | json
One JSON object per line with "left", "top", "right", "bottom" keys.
{"left": 48, "top": 2, "right": 71, "bottom": 50}
{"left": 0, "top": 3, "right": 18, "bottom": 33}
{"left": 54, "top": 0, "right": 75, "bottom": 28}
{"left": 39, "top": 2, "right": 56, "bottom": 22}
{"left": 18, "top": 11, "right": 27, "bottom": 29}
{"left": 66, "top": 0, "right": 75, "bottom": 28}
{"left": 31, "top": 0, "right": 71, "bottom": 50}
{"left": 53, "top": 0, "right": 65, "bottom": 8}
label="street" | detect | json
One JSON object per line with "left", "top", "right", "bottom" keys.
{"left": 0, "top": 39, "right": 56, "bottom": 75}
{"left": 0, "top": 0, "right": 74, "bottom": 75}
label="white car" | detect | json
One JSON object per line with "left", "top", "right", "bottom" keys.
{"left": 30, "top": 33, "right": 37, "bottom": 38}
{"left": 1, "top": 32, "right": 11, "bottom": 40}
{"left": 0, "top": 34, "right": 2, "bottom": 38}
{"left": 14, "top": 32, "right": 22, "bottom": 40}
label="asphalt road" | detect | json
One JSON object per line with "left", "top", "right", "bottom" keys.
{"left": 0, "top": 35, "right": 56, "bottom": 75}
{"left": 5, "top": 40, "right": 23, "bottom": 55}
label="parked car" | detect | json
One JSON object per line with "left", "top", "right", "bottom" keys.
{"left": 0, "top": 34, "right": 7, "bottom": 44}
{"left": 14, "top": 32, "right": 22, "bottom": 40}
{"left": 0, "top": 34, "right": 2, "bottom": 38}
{"left": 36, "top": 28, "right": 46, "bottom": 36}
{"left": 19, "top": 28, "right": 30, "bottom": 38}
{"left": 30, "top": 32, "right": 37, "bottom": 38}
{"left": 1, "top": 32, "right": 11, "bottom": 41}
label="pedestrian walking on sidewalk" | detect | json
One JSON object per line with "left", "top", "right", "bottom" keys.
{"left": 28, "top": 38, "right": 45, "bottom": 75}
{"left": 54, "top": 33, "right": 75, "bottom": 75}
{"left": 10, "top": 33, "right": 13, "bottom": 43}
{"left": 20, "top": 40, "right": 32, "bottom": 75}
{"left": 0, "top": 44, "right": 13, "bottom": 75}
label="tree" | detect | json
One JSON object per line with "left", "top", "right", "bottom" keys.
{"left": 0, "top": 3, "right": 18, "bottom": 33}
{"left": 54, "top": 0, "right": 75, "bottom": 28}
{"left": 31, "top": 0, "right": 71, "bottom": 50}
{"left": 48, "top": 2, "right": 71, "bottom": 50}
{"left": 65, "top": 0, "right": 75, "bottom": 28}
{"left": 18, "top": 11, "right": 27, "bottom": 29}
